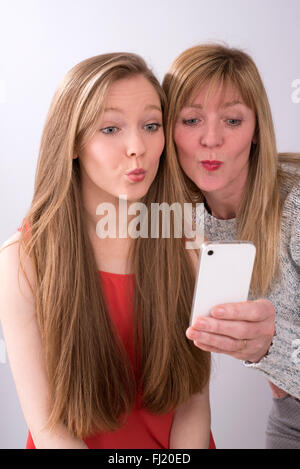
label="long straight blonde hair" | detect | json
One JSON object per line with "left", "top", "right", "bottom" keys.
{"left": 163, "top": 43, "right": 300, "bottom": 296}
{"left": 16, "top": 53, "right": 210, "bottom": 439}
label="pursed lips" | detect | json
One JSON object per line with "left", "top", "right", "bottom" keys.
{"left": 200, "top": 160, "right": 223, "bottom": 171}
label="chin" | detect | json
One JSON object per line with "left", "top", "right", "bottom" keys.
{"left": 127, "top": 191, "right": 148, "bottom": 203}
{"left": 121, "top": 187, "right": 150, "bottom": 203}
{"left": 191, "top": 178, "right": 221, "bottom": 193}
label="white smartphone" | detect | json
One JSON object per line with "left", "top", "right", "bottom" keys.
{"left": 190, "top": 241, "right": 256, "bottom": 325}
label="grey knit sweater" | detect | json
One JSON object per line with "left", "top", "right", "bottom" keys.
{"left": 197, "top": 168, "right": 300, "bottom": 399}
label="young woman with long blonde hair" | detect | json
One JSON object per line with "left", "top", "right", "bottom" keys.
{"left": 0, "top": 53, "right": 215, "bottom": 449}
{"left": 163, "top": 43, "right": 300, "bottom": 448}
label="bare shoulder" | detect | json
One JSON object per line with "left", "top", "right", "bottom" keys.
{"left": 0, "top": 230, "right": 21, "bottom": 250}
{"left": 0, "top": 231, "right": 22, "bottom": 274}
{"left": 0, "top": 230, "right": 34, "bottom": 273}
{"left": 0, "top": 231, "right": 36, "bottom": 320}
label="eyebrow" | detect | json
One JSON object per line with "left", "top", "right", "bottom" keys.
{"left": 104, "top": 104, "right": 162, "bottom": 113}
{"left": 184, "top": 100, "right": 243, "bottom": 110}
{"left": 221, "top": 100, "right": 243, "bottom": 109}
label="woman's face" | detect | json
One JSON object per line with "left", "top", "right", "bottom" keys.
{"left": 174, "top": 82, "right": 256, "bottom": 198}
{"left": 78, "top": 74, "right": 164, "bottom": 203}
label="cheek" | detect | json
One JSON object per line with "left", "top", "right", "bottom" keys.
{"left": 174, "top": 127, "right": 197, "bottom": 172}
{"left": 174, "top": 126, "right": 196, "bottom": 159}
{"left": 148, "top": 134, "right": 165, "bottom": 166}
{"left": 82, "top": 140, "right": 120, "bottom": 170}
{"left": 227, "top": 129, "right": 253, "bottom": 161}
{"left": 173, "top": 125, "right": 185, "bottom": 152}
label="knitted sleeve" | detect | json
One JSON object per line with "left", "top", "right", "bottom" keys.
{"left": 244, "top": 181, "right": 300, "bottom": 399}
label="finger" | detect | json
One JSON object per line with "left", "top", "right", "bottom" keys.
{"left": 210, "top": 299, "right": 275, "bottom": 322}
{"left": 188, "top": 330, "right": 246, "bottom": 353}
{"left": 189, "top": 317, "right": 262, "bottom": 340}
{"left": 193, "top": 337, "right": 256, "bottom": 360}
{"left": 192, "top": 342, "right": 224, "bottom": 354}
{"left": 190, "top": 330, "right": 272, "bottom": 362}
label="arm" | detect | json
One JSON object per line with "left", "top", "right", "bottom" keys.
{"left": 169, "top": 383, "right": 211, "bottom": 449}
{"left": 0, "top": 233, "right": 87, "bottom": 449}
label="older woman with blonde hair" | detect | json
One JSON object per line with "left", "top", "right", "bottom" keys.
{"left": 163, "top": 43, "right": 300, "bottom": 448}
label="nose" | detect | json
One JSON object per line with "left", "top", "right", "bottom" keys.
{"left": 200, "top": 121, "right": 223, "bottom": 148}
{"left": 125, "top": 130, "right": 146, "bottom": 158}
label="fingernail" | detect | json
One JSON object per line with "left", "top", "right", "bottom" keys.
{"left": 211, "top": 308, "right": 225, "bottom": 318}
{"left": 186, "top": 328, "right": 196, "bottom": 339}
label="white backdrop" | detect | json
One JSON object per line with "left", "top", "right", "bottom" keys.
{"left": 0, "top": 0, "right": 299, "bottom": 449}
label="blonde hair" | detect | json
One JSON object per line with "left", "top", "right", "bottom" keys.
{"left": 15, "top": 53, "right": 210, "bottom": 438}
{"left": 163, "top": 43, "right": 300, "bottom": 296}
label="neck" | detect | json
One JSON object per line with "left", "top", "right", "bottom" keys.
{"left": 83, "top": 198, "right": 134, "bottom": 274}
{"left": 80, "top": 178, "right": 137, "bottom": 274}
{"left": 203, "top": 172, "right": 248, "bottom": 220}
{"left": 80, "top": 174, "right": 139, "bottom": 238}
{"left": 204, "top": 193, "right": 239, "bottom": 219}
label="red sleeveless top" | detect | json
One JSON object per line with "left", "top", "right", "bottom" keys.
{"left": 25, "top": 270, "right": 215, "bottom": 449}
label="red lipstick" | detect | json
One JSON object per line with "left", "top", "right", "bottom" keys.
{"left": 201, "top": 160, "right": 223, "bottom": 171}
{"left": 126, "top": 168, "right": 146, "bottom": 182}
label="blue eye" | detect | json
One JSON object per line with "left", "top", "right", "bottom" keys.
{"left": 100, "top": 126, "right": 119, "bottom": 135}
{"left": 182, "top": 118, "right": 199, "bottom": 126}
{"left": 144, "top": 123, "right": 161, "bottom": 132}
{"left": 226, "top": 119, "right": 242, "bottom": 127}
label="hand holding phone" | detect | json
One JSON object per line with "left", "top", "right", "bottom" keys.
{"left": 190, "top": 241, "right": 256, "bottom": 326}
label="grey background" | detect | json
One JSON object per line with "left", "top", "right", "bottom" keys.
{"left": 0, "top": 0, "right": 299, "bottom": 449}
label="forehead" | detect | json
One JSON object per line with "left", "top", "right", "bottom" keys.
{"left": 105, "top": 75, "right": 161, "bottom": 108}
{"left": 186, "top": 81, "right": 245, "bottom": 109}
